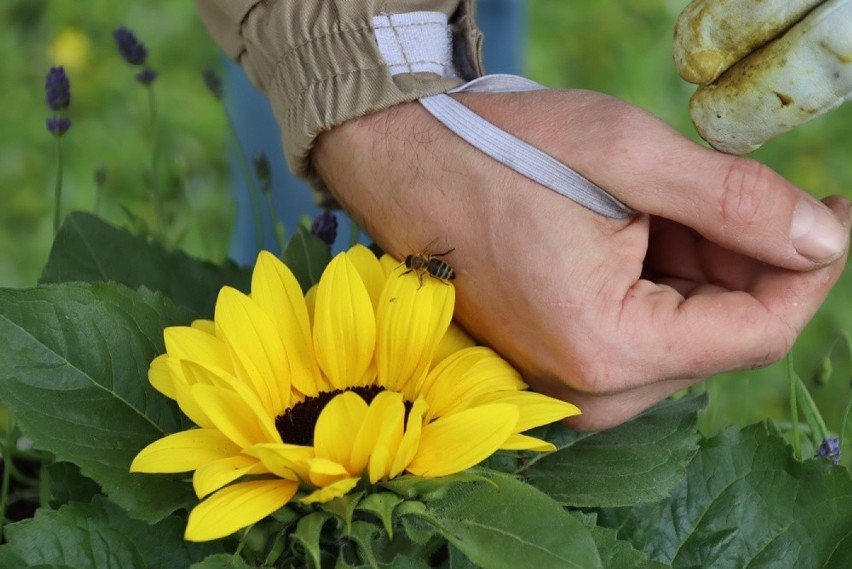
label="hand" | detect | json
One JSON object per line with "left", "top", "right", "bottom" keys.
{"left": 673, "top": 0, "right": 852, "bottom": 154}
{"left": 312, "top": 89, "right": 850, "bottom": 431}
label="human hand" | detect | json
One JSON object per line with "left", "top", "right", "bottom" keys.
{"left": 312, "top": 89, "right": 850, "bottom": 431}
{"left": 673, "top": 0, "right": 852, "bottom": 154}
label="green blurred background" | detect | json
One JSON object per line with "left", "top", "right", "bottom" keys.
{"left": 2, "top": 0, "right": 852, "bottom": 440}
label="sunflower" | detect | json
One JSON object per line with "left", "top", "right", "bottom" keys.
{"left": 131, "top": 245, "right": 580, "bottom": 541}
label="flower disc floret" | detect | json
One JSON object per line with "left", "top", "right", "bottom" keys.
{"left": 131, "top": 246, "right": 580, "bottom": 541}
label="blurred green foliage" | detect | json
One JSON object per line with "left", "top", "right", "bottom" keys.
{"left": 2, "top": 0, "right": 851, "bottom": 439}
{"left": 0, "top": 0, "right": 230, "bottom": 288}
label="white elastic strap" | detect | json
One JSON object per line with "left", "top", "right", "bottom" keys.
{"left": 420, "top": 75, "right": 634, "bottom": 218}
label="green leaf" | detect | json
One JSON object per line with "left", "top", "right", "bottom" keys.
{"left": 319, "top": 491, "right": 364, "bottom": 536}
{"left": 380, "top": 471, "right": 492, "bottom": 501}
{"left": 0, "top": 496, "right": 222, "bottom": 568}
{"left": 291, "top": 511, "right": 336, "bottom": 569}
{"left": 597, "top": 423, "right": 852, "bottom": 567}
{"left": 41, "top": 211, "right": 251, "bottom": 316}
{"left": 574, "top": 512, "right": 669, "bottom": 569}
{"left": 190, "top": 554, "right": 257, "bottom": 569}
{"left": 521, "top": 394, "right": 703, "bottom": 507}
{"left": 281, "top": 225, "right": 333, "bottom": 292}
{"left": 409, "top": 471, "right": 602, "bottom": 569}
{"left": 0, "top": 283, "right": 197, "bottom": 522}
{"left": 357, "top": 492, "right": 403, "bottom": 539}
{"left": 45, "top": 462, "right": 101, "bottom": 508}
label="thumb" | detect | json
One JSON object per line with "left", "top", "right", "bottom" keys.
{"left": 634, "top": 146, "right": 850, "bottom": 270}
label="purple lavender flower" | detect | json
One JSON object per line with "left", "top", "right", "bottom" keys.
{"left": 311, "top": 211, "right": 338, "bottom": 246}
{"left": 817, "top": 437, "right": 841, "bottom": 465}
{"left": 113, "top": 26, "right": 148, "bottom": 66}
{"left": 114, "top": 27, "right": 157, "bottom": 85}
{"left": 46, "top": 117, "right": 72, "bottom": 137}
{"left": 45, "top": 66, "right": 71, "bottom": 111}
{"left": 202, "top": 68, "right": 223, "bottom": 100}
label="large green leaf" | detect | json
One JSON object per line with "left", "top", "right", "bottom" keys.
{"left": 408, "top": 471, "right": 602, "bottom": 568}
{"left": 0, "top": 283, "right": 197, "bottom": 522}
{"left": 0, "top": 496, "right": 222, "bottom": 568}
{"left": 40, "top": 211, "right": 251, "bottom": 316}
{"left": 597, "top": 423, "right": 852, "bottom": 567}
{"left": 521, "top": 395, "right": 703, "bottom": 507}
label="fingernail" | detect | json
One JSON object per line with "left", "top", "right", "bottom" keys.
{"left": 790, "top": 199, "right": 847, "bottom": 262}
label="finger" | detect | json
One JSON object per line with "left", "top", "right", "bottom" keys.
{"left": 600, "top": 124, "right": 850, "bottom": 270}
{"left": 620, "top": 199, "right": 850, "bottom": 383}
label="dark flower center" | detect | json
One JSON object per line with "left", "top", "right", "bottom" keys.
{"left": 275, "top": 385, "right": 412, "bottom": 446}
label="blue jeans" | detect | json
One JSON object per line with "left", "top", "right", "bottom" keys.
{"left": 226, "top": 0, "right": 526, "bottom": 263}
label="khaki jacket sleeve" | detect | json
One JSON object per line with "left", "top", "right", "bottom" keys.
{"left": 195, "top": 0, "right": 485, "bottom": 205}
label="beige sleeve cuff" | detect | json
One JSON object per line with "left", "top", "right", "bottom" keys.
{"left": 195, "top": 0, "right": 485, "bottom": 206}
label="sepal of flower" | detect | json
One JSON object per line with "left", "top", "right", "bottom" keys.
{"left": 130, "top": 245, "right": 580, "bottom": 542}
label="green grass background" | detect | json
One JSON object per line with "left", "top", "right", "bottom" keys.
{"left": 2, "top": 0, "right": 851, "bottom": 440}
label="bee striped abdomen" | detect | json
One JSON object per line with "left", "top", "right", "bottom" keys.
{"left": 426, "top": 258, "right": 455, "bottom": 281}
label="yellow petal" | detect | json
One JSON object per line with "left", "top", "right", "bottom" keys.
{"left": 314, "top": 391, "right": 368, "bottom": 471}
{"left": 171, "top": 365, "right": 215, "bottom": 429}
{"left": 379, "top": 254, "right": 401, "bottom": 278}
{"left": 301, "top": 477, "right": 361, "bottom": 504}
{"left": 500, "top": 433, "right": 556, "bottom": 452}
{"left": 182, "top": 362, "right": 282, "bottom": 444}
{"left": 432, "top": 322, "right": 476, "bottom": 367}
{"left": 390, "top": 397, "right": 428, "bottom": 478}
{"left": 367, "top": 391, "right": 405, "bottom": 483}
{"left": 148, "top": 355, "right": 177, "bottom": 400}
{"left": 163, "top": 326, "right": 231, "bottom": 374}
{"left": 313, "top": 254, "right": 376, "bottom": 388}
{"left": 420, "top": 348, "right": 526, "bottom": 422}
{"left": 191, "top": 319, "right": 216, "bottom": 335}
{"left": 307, "top": 457, "right": 352, "bottom": 487}
{"left": 479, "top": 391, "right": 581, "bottom": 432}
{"left": 346, "top": 244, "right": 386, "bottom": 309}
{"left": 193, "top": 455, "right": 268, "bottom": 498}
{"left": 215, "top": 287, "right": 289, "bottom": 414}
{"left": 376, "top": 264, "right": 454, "bottom": 393}
{"left": 130, "top": 429, "right": 240, "bottom": 473}
{"left": 244, "top": 443, "right": 314, "bottom": 481}
{"left": 185, "top": 480, "right": 298, "bottom": 542}
{"left": 191, "top": 384, "right": 279, "bottom": 448}
{"left": 250, "top": 251, "right": 322, "bottom": 397}
{"left": 350, "top": 390, "right": 403, "bottom": 477}
{"left": 407, "top": 404, "right": 518, "bottom": 477}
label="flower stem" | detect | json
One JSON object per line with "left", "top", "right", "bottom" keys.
{"left": 223, "top": 106, "right": 265, "bottom": 251}
{"left": 52, "top": 130, "right": 64, "bottom": 235}
{"left": 146, "top": 84, "right": 163, "bottom": 237}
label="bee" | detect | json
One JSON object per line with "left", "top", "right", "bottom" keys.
{"left": 401, "top": 239, "right": 456, "bottom": 288}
